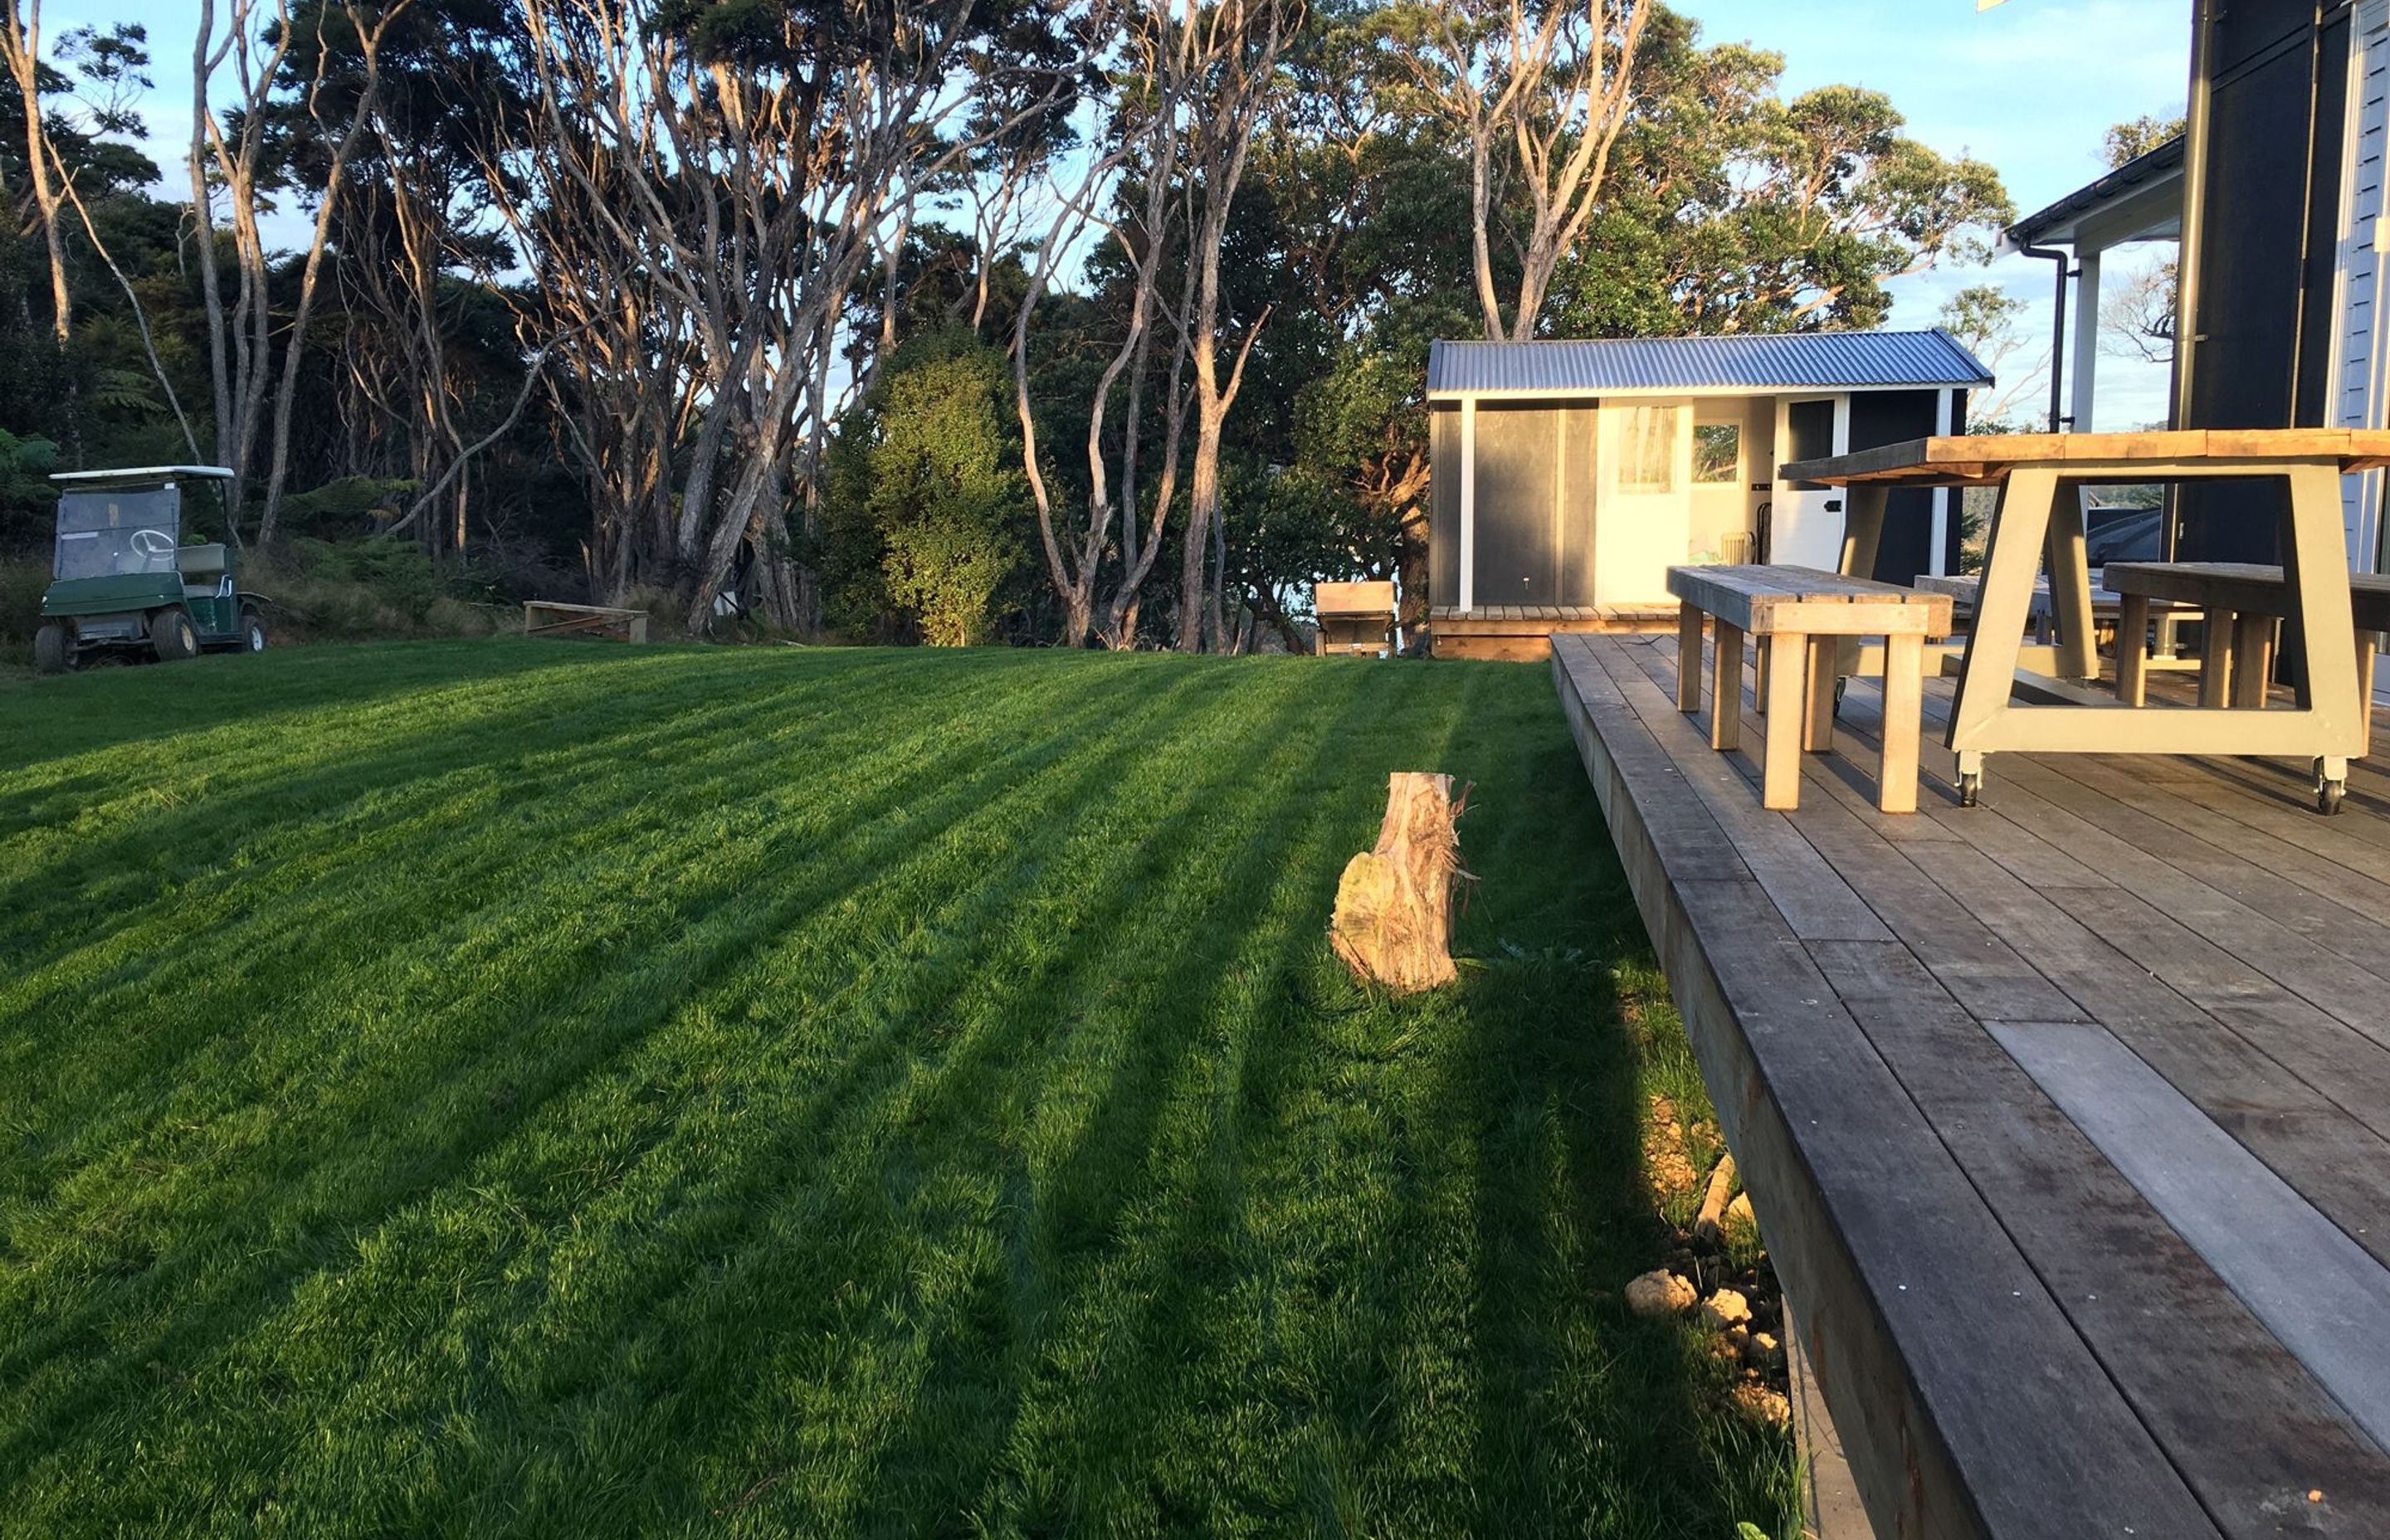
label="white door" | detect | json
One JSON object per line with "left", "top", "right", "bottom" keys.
{"left": 1769, "top": 395, "right": 1849, "bottom": 571}
{"left": 1593, "top": 398, "right": 1692, "bottom": 605}
{"left": 2334, "top": 0, "right": 2390, "bottom": 570}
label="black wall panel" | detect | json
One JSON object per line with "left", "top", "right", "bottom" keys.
{"left": 1847, "top": 389, "right": 1943, "bottom": 582}
{"left": 2180, "top": 2, "right": 2351, "bottom": 560}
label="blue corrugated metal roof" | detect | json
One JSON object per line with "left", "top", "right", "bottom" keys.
{"left": 1425, "top": 329, "right": 1993, "bottom": 397}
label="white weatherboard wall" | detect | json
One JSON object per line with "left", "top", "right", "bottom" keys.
{"left": 2336, "top": 0, "right": 2390, "bottom": 575}
{"left": 1593, "top": 399, "right": 1692, "bottom": 604}
{"left": 1688, "top": 403, "right": 1749, "bottom": 563}
{"left": 2334, "top": 1, "right": 2390, "bottom": 706}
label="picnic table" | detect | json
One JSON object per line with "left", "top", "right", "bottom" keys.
{"left": 1780, "top": 430, "right": 2388, "bottom": 811}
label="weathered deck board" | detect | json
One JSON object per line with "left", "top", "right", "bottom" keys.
{"left": 1556, "top": 631, "right": 2390, "bottom": 1538}
{"left": 1992, "top": 1018, "right": 2390, "bottom": 1452}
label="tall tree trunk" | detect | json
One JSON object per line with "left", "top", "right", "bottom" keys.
{"left": 257, "top": 2, "right": 405, "bottom": 548}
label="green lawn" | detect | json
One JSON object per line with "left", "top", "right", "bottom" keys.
{"left": 0, "top": 641, "right": 1796, "bottom": 1538}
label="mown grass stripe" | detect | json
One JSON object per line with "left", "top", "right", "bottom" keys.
{"left": 0, "top": 644, "right": 1798, "bottom": 1538}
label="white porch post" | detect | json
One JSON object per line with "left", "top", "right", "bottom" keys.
{"left": 2071, "top": 248, "right": 2102, "bottom": 432}
{"left": 1459, "top": 397, "right": 1477, "bottom": 612}
{"left": 1930, "top": 387, "right": 1953, "bottom": 574}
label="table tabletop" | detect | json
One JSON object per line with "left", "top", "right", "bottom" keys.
{"left": 1783, "top": 429, "right": 2390, "bottom": 488}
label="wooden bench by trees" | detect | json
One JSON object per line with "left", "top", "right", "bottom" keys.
{"left": 524, "top": 600, "right": 651, "bottom": 643}
{"left": 1312, "top": 580, "right": 1397, "bottom": 656}
{"left": 2103, "top": 562, "right": 2390, "bottom": 735}
{"left": 1666, "top": 564, "right": 1954, "bottom": 814}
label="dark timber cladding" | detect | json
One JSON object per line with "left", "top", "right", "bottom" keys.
{"left": 1845, "top": 389, "right": 1963, "bottom": 584}
{"left": 1553, "top": 629, "right": 2390, "bottom": 1538}
{"left": 2178, "top": 0, "right": 2357, "bottom": 558}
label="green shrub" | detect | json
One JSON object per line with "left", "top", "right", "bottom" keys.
{"left": 241, "top": 539, "right": 507, "bottom": 643}
{"left": 0, "top": 557, "right": 48, "bottom": 646}
{"left": 612, "top": 582, "right": 692, "bottom": 640}
{"left": 825, "top": 331, "right": 1028, "bottom": 646}
{"left": 273, "top": 476, "right": 419, "bottom": 540}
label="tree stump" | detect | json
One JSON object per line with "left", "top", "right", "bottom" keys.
{"left": 1329, "top": 772, "right": 1471, "bottom": 993}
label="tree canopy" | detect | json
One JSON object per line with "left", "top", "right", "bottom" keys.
{"left": 0, "top": 0, "right": 2012, "bottom": 648}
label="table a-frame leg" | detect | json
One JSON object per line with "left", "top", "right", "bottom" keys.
{"left": 1834, "top": 485, "right": 1890, "bottom": 677}
{"left": 1948, "top": 465, "right": 2060, "bottom": 758}
{"left": 2044, "top": 480, "right": 2098, "bottom": 681}
{"left": 2282, "top": 460, "right": 2363, "bottom": 786}
{"left": 1946, "top": 460, "right": 2364, "bottom": 787}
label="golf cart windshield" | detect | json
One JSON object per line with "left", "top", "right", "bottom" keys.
{"left": 53, "top": 487, "right": 182, "bottom": 581}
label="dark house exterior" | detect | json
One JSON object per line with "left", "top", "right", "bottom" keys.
{"left": 2175, "top": 0, "right": 2388, "bottom": 563}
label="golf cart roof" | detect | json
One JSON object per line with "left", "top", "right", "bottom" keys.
{"left": 50, "top": 465, "right": 235, "bottom": 487}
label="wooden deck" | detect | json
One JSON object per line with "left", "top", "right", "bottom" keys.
{"left": 1554, "top": 631, "right": 2390, "bottom": 1539}
{"left": 1429, "top": 602, "right": 1677, "bottom": 660}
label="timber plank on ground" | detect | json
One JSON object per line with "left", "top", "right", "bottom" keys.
{"left": 1556, "top": 631, "right": 2390, "bottom": 1539}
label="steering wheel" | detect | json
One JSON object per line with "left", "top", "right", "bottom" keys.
{"left": 129, "top": 528, "right": 178, "bottom": 559}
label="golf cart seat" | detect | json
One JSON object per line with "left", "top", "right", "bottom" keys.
{"left": 176, "top": 543, "right": 232, "bottom": 601}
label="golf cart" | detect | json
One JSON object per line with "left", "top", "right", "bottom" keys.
{"left": 32, "top": 466, "right": 267, "bottom": 674}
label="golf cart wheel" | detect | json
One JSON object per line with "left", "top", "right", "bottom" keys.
{"left": 239, "top": 607, "right": 268, "bottom": 653}
{"left": 150, "top": 608, "right": 199, "bottom": 663}
{"left": 33, "top": 621, "right": 70, "bottom": 675}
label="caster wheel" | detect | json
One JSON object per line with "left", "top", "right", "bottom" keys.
{"left": 1833, "top": 676, "right": 1849, "bottom": 714}
{"left": 2319, "top": 780, "right": 2346, "bottom": 816}
{"left": 1958, "top": 772, "right": 1982, "bottom": 808}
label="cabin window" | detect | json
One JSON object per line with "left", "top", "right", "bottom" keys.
{"left": 1693, "top": 423, "right": 1740, "bottom": 484}
{"left": 1618, "top": 405, "right": 1680, "bottom": 492}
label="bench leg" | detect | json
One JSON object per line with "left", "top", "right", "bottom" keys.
{"left": 1712, "top": 621, "right": 1744, "bottom": 752}
{"left": 1754, "top": 639, "right": 1770, "bottom": 715}
{"left": 2231, "top": 615, "right": 2275, "bottom": 709}
{"left": 1878, "top": 632, "right": 1924, "bottom": 813}
{"left": 2199, "top": 608, "right": 2236, "bottom": 709}
{"left": 2114, "top": 593, "right": 2149, "bottom": 707}
{"left": 1803, "top": 636, "right": 1836, "bottom": 752}
{"left": 1764, "top": 635, "right": 1807, "bottom": 811}
{"left": 2154, "top": 610, "right": 2183, "bottom": 660}
{"left": 1677, "top": 603, "right": 1705, "bottom": 713}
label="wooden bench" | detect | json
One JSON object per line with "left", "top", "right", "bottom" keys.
{"left": 1667, "top": 564, "right": 1954, "bottom": 814}
{"left": 524, "top": 599, "right": 651, "bottom": 643}
{"left": 2103, "top": 562, "right": 2390, "bottom": 734}
{"left": 1313, "top": 580, "right": 1397, "bottom": 656}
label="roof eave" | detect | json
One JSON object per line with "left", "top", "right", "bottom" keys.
{"left": 1425, "top": 379, "right": 1991, "bottom": 402}
{"left": 51, "top": 465, "right": 236, "bottom": 484}
{"left": 1998, "top": 134, "right": 2187, "bottom": 254}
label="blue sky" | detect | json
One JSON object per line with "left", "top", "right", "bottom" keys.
{"left": 105, "top": 0, "right": 2189, "bottom": 425}
{"left": 1687, "top": 0, "right": 2192, "bottom": 426}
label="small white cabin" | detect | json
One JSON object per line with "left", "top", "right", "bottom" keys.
{"left": 1423, "top": 330, "right": 1991, "bottom": 658}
